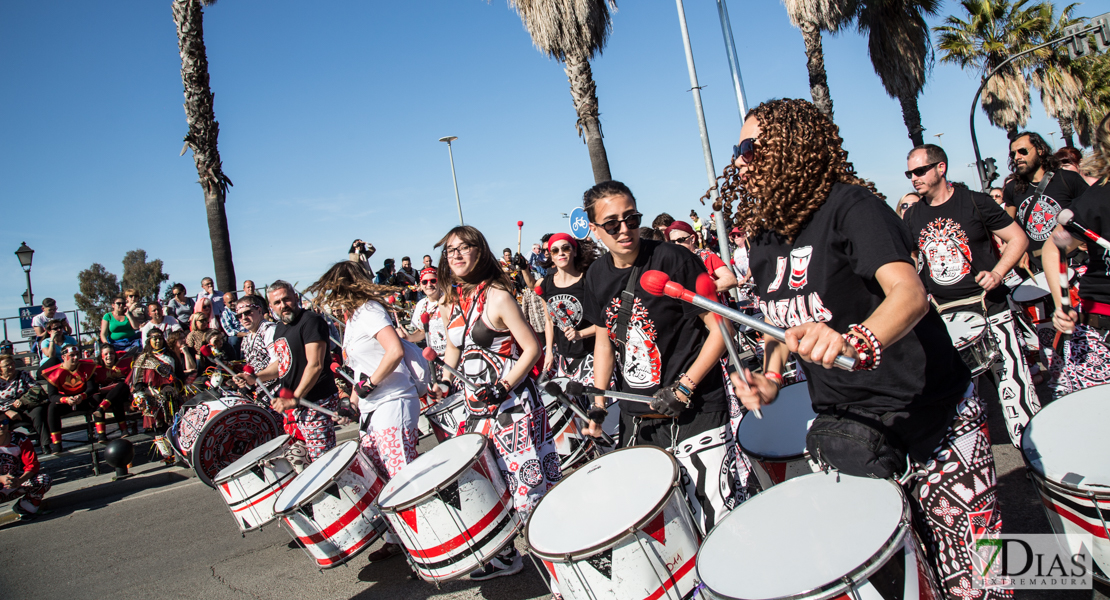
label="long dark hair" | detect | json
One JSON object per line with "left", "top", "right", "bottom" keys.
{"left": 1009, "top": 132, "right": 1060, "bottom": 194}
{"left": 434, "top": 226, "right": 515, "bottom": 305}
{"left": 304, "top": 261, "right": 399, "bottom": 319}
{"left": 542, "top": 237, "right": 601, "bottom": 273}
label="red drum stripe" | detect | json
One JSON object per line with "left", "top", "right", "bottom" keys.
{"left": 295, "top": 478, "right": 385, "bottom": 545}
{"left": 1044, "top": 498, "right": 1110, "bottom": 539}
{"left": 231, "top": 477, "right": 295, "bottom": 513}
{"left": 407, "top": 488, "right": 512, "bottom": 560}
{"left": 312, "top": 526, "right": 382, "bottom": 567}
{"left": 643, "top": 555, "right": 696, "bottom": 600}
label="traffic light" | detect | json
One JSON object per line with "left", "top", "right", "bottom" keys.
{"left": 983, "top": 157, "right": 999, "bottom": 185}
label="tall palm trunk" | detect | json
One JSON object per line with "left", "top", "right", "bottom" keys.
{"left": 899, "top": 93, "right": 925, "bottom": 146}
{"left": 173, "top": 0, "right": 236, "bottom": 292}
{"left": 565, "top": 52, "right": 611, "bottom": 184}
{"left": 1058, "top": 118, "right": 1075, "bottom": 148}
{"left": 800, "top": 22, "right": 834, "bottom": 118}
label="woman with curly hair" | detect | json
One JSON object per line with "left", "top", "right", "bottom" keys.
{"left": 720, "top": 98, "right": 1008, "bottom": 600}
{"left": 433, "top": 225, "right": 559, "bottom": 580}
{"left": 536, "top": 233, "right": 602, "bottom": 384}
{"left": 305, "top": 260, "right": 422, "bottom": 562}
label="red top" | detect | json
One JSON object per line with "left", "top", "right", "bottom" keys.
{"left": 0, "top": 432, "right": 40, "bottom": 478}
{"left": 42, "top": 360, "right": 97, "bottom": 395}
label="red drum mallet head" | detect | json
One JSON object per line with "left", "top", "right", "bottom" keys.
{"left": 422, "top": 347, "right": 439, "bottom": 362}
{"left": 696, "top": 273, "right": 717, "bottom": 298}
{"left": 639, "top": 270, "right": 671, "bottom": 296}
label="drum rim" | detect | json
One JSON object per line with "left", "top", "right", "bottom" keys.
{"left": 273, "top": 440, "right": 361, "bottom": 514}
{"left": 423, "top": 395, "right": 465, "bottom": 417}
{"left": 378, "top": 433, "right": 488, "bottom": 511}
{"left": 1020, "top": 392, "right": 1110, "bottom": 495}
{"left": 213, "top": 433, "right": 292, "bottom": 484}
{"left": 696, "top": 473, "right": 911, "bottom": 600}
{"left": 525, "top": 446, "right": 680, "bottom": 562}
{"left": 191, "top": 403, "right": 282, "bottom": 487}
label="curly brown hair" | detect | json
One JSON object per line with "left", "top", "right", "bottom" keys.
{"left": 304, "top": 261, "right": 401, "bottom": 319}
{"left": 709, "top": 98, "right": 882, "bottom": 243}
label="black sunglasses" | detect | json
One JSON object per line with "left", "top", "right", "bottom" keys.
{"left": 670, "top": 234, "right": 693, "bottom": 245}
{"left": 1009, "top": 147, "right": 1030, "bottom": 158}
{"left": 593, "top": 212, "right": 643, "bottom": 236}
{"left": 732, "top": 138, "right": 756, "bottom": 163}
{"left": 904, "top": 162, "right": 940, "bottom": 179}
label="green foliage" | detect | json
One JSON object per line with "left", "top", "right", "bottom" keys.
{"left": 73, "top": 249, "right": 169, "bottom": 332}
{"left": 121, "top": 249, "right": 169, "bottom": 303}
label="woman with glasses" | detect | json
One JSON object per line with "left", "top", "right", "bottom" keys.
{"left": 91, "top": 345, "right": 133, "bottom": 441}
{"left": 401, "top": 268, "right": 465, "bottom": 387}
{"left": 41, "top": 344, "right": 99, "bottom": 453}
{"left": 432, "top": 225, "right": 559, "bottom": 580}
{"left": 0, "top": 414, "right": 51, "bottom": 521}
{"left": 186, "top": 313, "right": 211, "bottom": 352}
{"left": 895, "top": 192, "right": 920, "bottom": 219}
{"left": 167, "top": 284, "right": 195, "bottom": 326}
{"left": 100, "top": 296, "right": 141, "bottom": 354}
{"left": 536, "top": 233, "right": 601, "bottom": 385}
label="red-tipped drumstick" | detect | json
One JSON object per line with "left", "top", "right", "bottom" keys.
{"left": 329, "top": 362, "right": 357, "bottom": 386}
{"left": 420, "top": 312, "right": 431, "bottom": 330}
{"left": 277, "top": 387, "right": 339, "bottom": 419}
{"left": 639, "top": 270, "right": 856, "bottom": 371}
{"left": 715, "top": 314, "right": 761, "bottom": 419}
{"left": 517, "top": 220, "right": 524, "bottom": 255}
{"left": 241, "top": 363, "right": 277, "bottom": 404}
{"left": 421, "top": 347, "right": 478, "bottom": 391}
{"left": 1052, "top": 231, "right": 1074, "bottom": 350}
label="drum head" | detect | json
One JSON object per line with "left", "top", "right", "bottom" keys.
{"left": 539, "top": 377, "right": 570, "bottom": 408}
{"left": 425, "top": 393, "right": 464, "bottom": 417}
{"left": 941, "top": 312, "right": 987, "bottom": 346}
{"left": 213, "top": 433, "right": 291, "bottom": 484}
{"left": 698, "top": 471, "right": 905, "bottom": 600}
{"left": 378, "top": 433, "right": 486, "bottom": 510}
{"left": 192, "top": 404, "right": 282, "bottom": 488}
{"left": 273, "top": 440, "right": 359, "bottom": 514}
{"left": 737, "top": 383, "right": 816, "bottom": 460}
{"left": 527, "top": 446, "right": 676, "bottom": 560}
{"left": 1022, "top": 385, "right": 1110, "bottom": 491}
{"left": 1011, "top": 274, "right": 1054, "bottom": 302}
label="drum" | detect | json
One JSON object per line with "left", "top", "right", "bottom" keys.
{"left": 273, "top": 440, "right": 387, "bottom": 569}
{"left": 541, "top": 377, "right": 596, "bottom": 469}
{"left": 1011, "top": 270, "right": 1077, "bottom": 323}
{"left": 378, "top": 433, "right": 518, "bottom": 582}
{"left": 737, "top": 382, "right": 819, "bottom": 488}
{"left": 941, "top": 311, "right": 999, "bottom": 376}
{"left": 1021, "top": 385, "right": 1110, "bottom": 584}
{"left": 168, "top": 396, "right": 282, "bottom": 487}
{"left": 423, "top": 393, "right": 468, "bottom": 442}
{"left": 213, "top": 434, "right": 296, "bottom": 534}
{"left": 697, "top": 471, "right": 941, "bottom": 600}
{"left": 527, "top": 446, "right": 701, "bottom": 600}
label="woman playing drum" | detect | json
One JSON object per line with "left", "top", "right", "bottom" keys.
{"left": 536, "top": 233, "right": 602, "bottom": 385}
{"left": 723, "top": 99, "right": 1009, "bottom": 599}
{"left": 432, "top": 225, "right": 561, "bottom": 580}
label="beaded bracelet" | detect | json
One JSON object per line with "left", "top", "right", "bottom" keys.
{"left": 843, "top": 323, "right": 882, "bottom": 371}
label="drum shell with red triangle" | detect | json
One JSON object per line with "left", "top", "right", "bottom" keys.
{"left": 213, "top": 434, "right": 297, "bottom": 533}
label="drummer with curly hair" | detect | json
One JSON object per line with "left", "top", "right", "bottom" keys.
{"left": 722, "top": 98, "right": 1008, "bottom": 599}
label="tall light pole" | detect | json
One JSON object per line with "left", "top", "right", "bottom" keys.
{"left": 439, "top": 136, "right": 464, "bottom": 225}
{"left": 15, "top": 242, "right": 34, "bottom": 306}
{"left": 713, "top": 0, "right": 749, "bottom": 119}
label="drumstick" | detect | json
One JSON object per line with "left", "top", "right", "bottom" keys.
{"left": 234, "top": 358, "right": 339, "bottom": 419}
{"left": 716, "top": 315, "right": 761, "bottom": 419}
{"left": 329, "top": 362, "right": 357, "bottom": 386}
{"left": 421, "top": 347, "right": 479, "bottom": 391}
{"left": 1052, "top": 230, "right": 1073, "bottom": 350}
{"left": 543, "top": 381, "right": 615, "bottom": 446}
{"left": 639, "top": 270, "right": 857, "bottom": 371}
{"left": 517, "top": 221, "right": 524, "bottom": 255}
{"left": 564, "top": 380, "right": 654, "bottom": 405}
{"left": 1058, "top": 209, "right": 1110, "bottom": 252}
{"left": 277, "top": 388, "right": 339, "bottom": 419}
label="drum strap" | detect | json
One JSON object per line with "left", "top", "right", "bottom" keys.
{"left": 932, "top": 291, "right": 987, "bottom": 316}
{"left": 612, "top": 262, "right": 644, "bottom": 348}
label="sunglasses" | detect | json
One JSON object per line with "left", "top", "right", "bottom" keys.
{"left": 549, "top": 245, "right": 573, "bottom": 255}
{"left": 1009, "top": 147, "right": 1031, "bottom": 158}
{"left": 733, "top": 138, "right": 756, "bottom": 163}
{"left": 593, "top": 212, "right": 643, "bottom": 236}
{"left": 236, "top": 309, "right": 256, "bottom": 318}
{"left": 670, "top": 235, "right": 693, "bottom": 245}
{"left": 0, "top": 419, "right": 10, "bottom": 426}
{"left": 904, "top": 162, "right": 940, "bottom": 179}
{"left": 113, "top": 302, "right": 125, "bottom": 306}
{"left": 421, "top": 278, "right": 437, "bottom": 285}
{"left": 899, "top": 203, "right": 913, "bottom": 212}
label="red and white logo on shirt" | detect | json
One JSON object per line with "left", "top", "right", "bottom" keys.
{"left": 788, "top": 246, "right": 813, "bottom": 290}
{"left": 273, "top": 338, "right": 292, "bottom": 378}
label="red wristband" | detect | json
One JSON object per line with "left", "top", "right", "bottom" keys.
{"left": 764, "top": 372, "right": 783, "bottom": 387}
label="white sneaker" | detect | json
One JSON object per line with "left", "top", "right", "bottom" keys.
{"left": 468, "top": 548, "right": 523, "bottom": 580}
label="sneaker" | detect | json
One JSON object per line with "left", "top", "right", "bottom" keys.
{"left": 469, "top": 547, "right": 523, "bottom": 580}
{"left": 11, "top": 501, "right": 40, "bottom": 522}
{"left": 365, "top": 542, "right": 403, "bottom": 562}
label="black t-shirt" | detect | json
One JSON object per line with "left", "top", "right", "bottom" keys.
{"left": 1004, "top": 169, "right": 1089, "bottom": 254}
{"left": 582, "top": 239, "right": 725, "bottom": 416}
{"left": 1069, "top": 183, "right": 1110, "bottom": 304}
{"left": 272, "top": 310, "right": 338, "bottom": 402}
{"left": 748, "top": 183, "right": 970, "bottom": 415}
{"left": 539, "top": 275, "right": 594, "bottom": 360}
{"left": 903, "top": 187, "right": 1014, "bottom": 305}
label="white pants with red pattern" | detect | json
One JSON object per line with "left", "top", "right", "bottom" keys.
{"left": 0, "top": 472, "right": 51, "bottom": 508}
{"left": 359, "top": 394, "right": 421, "bottom": 545}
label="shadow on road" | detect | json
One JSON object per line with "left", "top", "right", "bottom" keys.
{"left": 351, "top": 551, "right": 550, "bottom": 600}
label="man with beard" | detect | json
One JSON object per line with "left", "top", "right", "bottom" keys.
{"left": 1002, "top": 132, "right": 1089, "bottom": 271}
{"left": 903, "top": 144, "right": 1038, "bottom": 447}
{"left": 234, "top": 280, "right": 338, "bottom": 468}
{"left": 396, "top": 257, "right": 419, "bottom": 302}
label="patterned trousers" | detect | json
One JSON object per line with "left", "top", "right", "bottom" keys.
{"left": 0, "top": 472, "right": 51, "bottom": 508}
{"left": 283, "top": 393, "right": 338, "bottom": 463}
{"left": 984, "top": 310, "right": 1042, "bottom": 447}
{"left": 1047, "top": 323, "right": 1110, "bottom": 399}
{"left": 359, "top": 394, "right": 421, "bottom": 545}
{"left": 911, "top": 389, "right": 1011, "bottom": 600}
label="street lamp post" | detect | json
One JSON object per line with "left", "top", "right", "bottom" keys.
{"left": 438, "top": 136, "right": 464, "bottom": 226}
{"left": 14, "top": 242, "right": 34, "bottom": 306}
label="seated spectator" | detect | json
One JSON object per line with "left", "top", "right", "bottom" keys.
{"left": 196, "top": 330, "right": 233, "bottom": 381}
{"left": 220, "top": 291, "right": 246, "bottom": 358}
{"left": 130, "top": 329, "right": 177, "bottom": 432}
{"left": 39, "top": 320, "right": 78, "bottom": 372}
{"left": 139, "top": 301, "right": 181, "bottom": 347}
{"left": 42, "top": 344, "right": 98, "bottom": 454}
{"left": 167, "top": 329, "right": 197, "bottom": 384}
{"left": 243, "top": 279, "right": 260, "bottom": 298}
{"left": 167, "top": 283, "right": 195, "bottom": 326}
{"left": 0, "top": 416, "right": 51, "bottom": 521}
{"left": 101, "top": 296, "right": 141, "bottom": 353}
{"left": 123, "top": 289, "right": 149, "bottom": 328}
{"left": 0, "top": 354, "right": 48, "bottom": 450}
{"left": 185, "top": 313, "right": 211, "bottom": 352}
{"left": 31, "top": 298, "right": 71, "bottom": 346}
{"left": 197, "top": 277, "right": 224, "bottom": 316}
{"left": 92, "top": 346, "right": 134, "bottom": 441}
{"left": 193, "top": 297, "right": 220, "bottom": 329}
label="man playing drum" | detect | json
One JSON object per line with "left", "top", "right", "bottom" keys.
{"left": 902, "top": 144, "right": 1039, "bottom": 447}
{"left": 724, "top": 99, "right": 1009, "bottom": 599}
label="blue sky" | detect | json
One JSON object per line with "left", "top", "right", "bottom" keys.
{"left": 1, "top": 0, "right": 1102, "bottom": 331}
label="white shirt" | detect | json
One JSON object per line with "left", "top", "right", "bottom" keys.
{"left": 32, "top": 312, "right": 69, "bottom": 331}
{"left": 140, "top": 316, "right": 182, "bottom": 347}
{"left": 344, "top": 301, "right": 417, "bottom": 414}
{"left": 732, "top": 246, "right": 751, "bottom": 301}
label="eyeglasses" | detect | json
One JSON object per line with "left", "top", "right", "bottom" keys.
{"left": 444, "top": 243, "right": 475, "bottom": 258}
{"left": 670, "top": 235, "right": 693, "bottom": 245}
{"left": 733, "top": 138, "right": 756, "bottom": 163}
{"left": 549, "top": 245, "right": 573, "bottom": 255}
{"left": 899, "top": 203, "right": 913, "bottom": 212}
{"left": 421, "top": 279, "right": 437, "bottom": 285}
{"left": 904, "top": 162, "right": 940, "bottom": 179}
{"left": 113, "top": 302, "right": 125, "bottom": 306}
{"left": 593, "top": 212, "right": 643, "bottom": 236}
{"left": 1009, "top": 147, "right": 1030, "bottom": 158}
{"left": 236, "top": 309, "right": 256, "bottom": 318}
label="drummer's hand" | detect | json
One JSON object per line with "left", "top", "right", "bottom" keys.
{"left": 271, "top": 394, "right": 297, "bottom": 412}
{"left": 428, "top": 381, "right": 450, "bottom": 401}
{"left": 542, "top": 352, "right": 554, "bottom": 374}
{"left": 582, "top": 415, "right": 605, "bottom": 439}
{"left": 234, "top": 373, "right": 257, "bottom": 387}
{"left": 975, "top": 270, "right": 1002, "bottom": 290}
{"left": 729, "top": 369, "right": 778, "bottom": 412}
{"left": 562, "top": 326, "right": 582, "bottom": 342}
{"left": 785, "top": 322, "right": 854, "bottom": 370}
{"left": 1053, "top": 306, "right": 1078, "bottom": 335}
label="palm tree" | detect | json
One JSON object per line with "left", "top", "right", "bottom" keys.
{"left": 1030, "top": 4, "right": 1084, "bottom": 147}
{"left": 934, "top": 0, "right": 1052, "bottom": 139}
{"left": 855, "top": 0, "right": 940, "bottom": 147}
{"left": 1073, "top": 53, "right": 1110, "bottom": 147}
{"left": 173, "top": 0, "right": 236, "bottom": 292}
{"left": 507, "top": 0, "right": 616, "bottom": 184}
{"left": 781, "top": 0, "right": 858, "bottom": 118}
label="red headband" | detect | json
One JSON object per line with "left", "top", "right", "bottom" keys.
{"left": 419, "top": 267, "right": 437, "bottom": 280}
{"left": 547, "top": 233, "right": 578, "bottom": 252}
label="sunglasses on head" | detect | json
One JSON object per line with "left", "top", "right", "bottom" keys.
{"left": 732, "top": 138, "right": 756, "bottom": 162}
{"left": 593, "top": 212, "right": 643, "bottom": 236}
{"left": 904, "top": 162, "right": 940, "bottom": 179}
{"left": 1009, "top": 147, "right": 1031, "bottom": 158}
